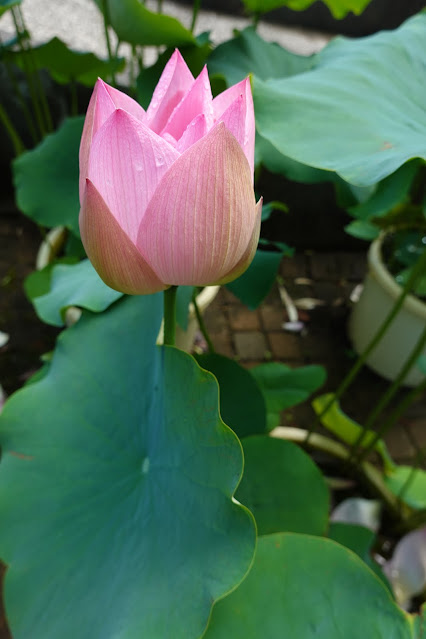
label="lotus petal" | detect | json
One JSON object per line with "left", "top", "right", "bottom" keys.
{"left": 79, "top": 80, "right": 116, "bottom": 204}
{"left": 80, "top": 180, "right": 167, "bottom": 295}
{"left": 137, "top": 124, "right": 256, "bottom": 285}
{"left": 216, "top": 198, "right": 262, "bottom": 284}
{"left": 88, "top": 109, "right": 179, "bottom": 242}
{"left": 102, "top": 81, "right": 146, "bottom": 122}
{"left": 177, "top": 113, "right": 208, "bottom": 153}
{"left": 147, "top": 50, "right": 194, "bottom": 135}
{"left": 161, "top": 66, "right": 214, "bottom": 144}
{"left": 213, "top": 78, "right": 255, "bottom": 173}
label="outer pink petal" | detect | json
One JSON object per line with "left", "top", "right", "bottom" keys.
{"left": 80, "top": 180, "right": 167, "bottom": 295}
{"left": 136, "top": 123, "right": 257, "bottom": 286}
{"left": 161, "top": 66, "right": 213, "bottom": 143}
{"left": 215, "top": 198, "right": 262, "bottom": 285}
{"left": 146, "top": 50, "right": 194, "bottom": 134}
{"left": 212, "top": 78, "right": 255, "bottom": 175}
{"left": 176, "top": 113, "right": 208, "bottom": 153}
{"left": 79, "top": 79, "right": 115, "bottom": 204}
{"left": 88, "top": 109, "right": 180, "bottom": 243}
{"left": 79, "top": 80, "right": 147, "bottom": 204}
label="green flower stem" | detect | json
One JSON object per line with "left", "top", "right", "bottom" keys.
{"left": 307, "top": 246, "right": 426, "bottom": 444}
{"left": 128, "top": 46, "right": 139, "bottom": 97}
{"left": 0, "top": 102, "right": 25, "bottom": 156}
{"left": 0, "top": 43, "right": 38, "bottom": 144}
{"left": 163, "top": 286, "right": 178, "bottom": 346}
{"left": 271, "top": 426, "right": 414, "bottom": 526}
{"left": 33, "top": 65, "right": 53, "bottom": 133}
{"left": 102, "top": 0, "right": 117, "bottom": 86}
{"left": 353, "top": 326, "right": 426, "bottom": 464}
{"left": 190, "top": 0, "right": 201, "bottom": 33}
{"left": 192, "top": 290, "right": 216, "bottom": 354}
{"left": 11, "top": 7, "right": 46, "bottom": 138}
{"left": 136, "top": 46, "right": 144, "bottom": 73}
{"left": 70, "top": 78, "right": 78, "bottom": 116}
{"left": 17, "top": 7, "right": 54, "bottom": 135}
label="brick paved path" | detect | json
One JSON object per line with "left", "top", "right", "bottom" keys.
{"left": 203, "top": 253, "right": 426, "bottom": 465}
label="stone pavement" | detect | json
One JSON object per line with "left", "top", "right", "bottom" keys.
{"left": 0, "top": 0, "right": 330, "bottom": 75}
{"left": 202, "top": 251, "right": 426, "bottom": 465}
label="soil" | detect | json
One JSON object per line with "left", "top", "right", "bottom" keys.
{"left": 0, "top": 207, "right": 60, "bottom": 397}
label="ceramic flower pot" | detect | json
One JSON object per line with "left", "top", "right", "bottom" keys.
{"left": 348, "top": 235, "right": 426, "bottom": 387}
{"left": 36, "top": 227, "right": 219, "bottom": 350}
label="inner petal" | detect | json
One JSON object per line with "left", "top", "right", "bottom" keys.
{"left": 177, "top": 114, "right": 208, "bottom": 153}
{"left": 161, "top": 66, "right": 214, "bottom": 144}
{"left": 146, "top": 50, "right": 194, "bottom": 134}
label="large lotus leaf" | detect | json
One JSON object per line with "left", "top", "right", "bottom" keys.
{"left": 93, "top": 0, "right": 194, "bottom": 46}
{"left": 0, "top": 294, "right": 255, "bottom": 639}
{"left": 329, "top": 523, "right": 391, "bottom": 591}
{"left": 226, "top": 249, "right": 284, "bottom": 309}
{"left": 27, "top": 260, "right": 193, "bottom": 330}
{"left": 204, "top": 533, "right": 413, "bottom": 639}
{"left": 207, "top": 26, "right": 313, "bottom": 87}
{"left": 253, "top": 13, "right": 426, "bottom": 187}
{"left": 13, "top": 116, "right": 83, "bottom": 235}
{"left": 236, "top": 437, "right": 329, "bottom": 535}
{"left": 255, "top": 133, "right": 338, "bottom": 183}
{"left": 384, "top": 466, "right": 426, "bottom": 509}
{"left": 413, "top": 603, "right": 426, "bottom": 638}
{"left": 348, "top": 160, "right": 421, "bottom": 223}
{"left": 7, "top": 37, "right": 125, "bottom": 85}
{"left": 251, "top": 362, "right": 326, "bottom": 430}
{"left": 195, "top": 353, "right": 267, "bottom": 438}
{"left": 0, "top": 0, "right": 20, "bottom": 16}
{"left": 241, "top": 0, "right": 371, "bottom": 18}
{"left": 207, "top": 28, "right": 350, "bottom": 186}
{"left": 24, "top": 256, "right": 78, "bottom": 302}
{"left": 31, "top": 259, "right": 122, "bottom": 326}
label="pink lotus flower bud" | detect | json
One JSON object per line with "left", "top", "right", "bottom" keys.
{"left": 79, "top": 50, "right": 261, "bottom": 295}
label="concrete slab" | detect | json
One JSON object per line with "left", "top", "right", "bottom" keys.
{"left": 0, "top": 0, "right": 330, "bottom": 77}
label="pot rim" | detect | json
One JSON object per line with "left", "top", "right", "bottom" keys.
{"left": 369, "top": 234, "right": 426, "bottom": 320}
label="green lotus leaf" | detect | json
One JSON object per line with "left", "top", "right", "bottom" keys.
{"left": 13, "top": 116, "right": 83, "bottom": 235}
{"left": 0, "top": 294, "right": 255, "bottom": 639}
{"left": 204, "top": 533, "right": 413, "bottom": 638}
{"left": 241, "top": 0, "right": 371, "bottom": 19}
{"left": 253, "top": 14, "right": 426, "bottom": 186}
{"left": 93, "top": 0, "right": 194, "bottom": 46}
{"left": 236, "top": 437, "right": 329, "bottom": 535}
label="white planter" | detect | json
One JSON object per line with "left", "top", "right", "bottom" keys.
{"left": 348, "top": 236, "right": 426, "bottom": 387}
